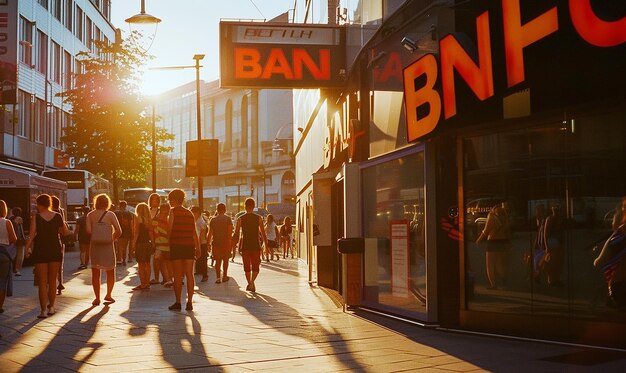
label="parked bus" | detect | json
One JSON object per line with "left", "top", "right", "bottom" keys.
{"left": 123, "top": 188, "right": 168, "bottom": 208}
{"left": 0, "top": 164, "right": 68, "bottom": 234}
{"left": 42, "top": 169, "right": 112, "bottom": 214}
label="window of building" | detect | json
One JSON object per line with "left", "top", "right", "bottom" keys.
{"left": 64, "top": 0, "right": 73, "bottom": 31}
{"left": 63, "top": 51, "right": 72, "bottom": 89}
{"left": 241, "top": 95, "right": 249, "bottom": 149}
{"left": 37, "top": 0, "right": 48, "bottom": 10}
{"left": 35, "top": 98, "right": 45, "bottom": 143}
{"left": 85, "top": 16, "right": 93, "bottom": 51}
{"left": 362, "top": 150, "right": 427, "bottom": 318}
{"left": 52, "top": 0, "right": 62, "bottom": 21}
{"left": 52, "top": 107, "right": 63, "bottom": 149}
{"left": 75, "top": 5, "right": 83, "bottom": 42}
{"left": 36, "top": 30, "right": 48, "bottom": 75}
{"left": 225, "top": 99, "right": 233, "bottom": 152}
{"left": 51, "top": 41, "right": 61, "bottom": 83}
{"left": 17, "top": 91, "right": 32, "bottom": 138}
{"left": 462, "top": 110, "right": 626, "bottom": 323}
{"left": 19, "top": 17, "right": 33, "bottom": 66}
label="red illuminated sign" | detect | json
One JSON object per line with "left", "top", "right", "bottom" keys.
{"left": 403, "top": 0, "right": 626, "bottom": 142}
{"left": 220, "top": 22, "right": 346, "bottom": 89}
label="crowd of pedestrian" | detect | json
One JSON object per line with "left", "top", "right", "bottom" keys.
{"left": 0, "top": 190, "right": 295, "bottom": 318}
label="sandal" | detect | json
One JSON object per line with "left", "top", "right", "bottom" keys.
{"left": 47, "top": 306, "right": 56, "bottom": 316}
{"left": 186, "top": 303, "right": 193, "bottom": 311}
{"left": 92, "top": 299, "right": 101, "bottom": 306}
{"left": 215, "top": 278, "right": 222, "bottom": 284}
{"left": 104, "top": 297, "right": 115, "bottom": 304}
{"left": 37, "top": 312, "right": 47, "bottom": 319}
{"left": 168, "top": 303, "right": 181, "bottom": 311}
{"left": 132, "top": 285, "right": 143, "bottom": 291}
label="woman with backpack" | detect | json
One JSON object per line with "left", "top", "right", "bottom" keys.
{"left": 86, "top": 194, "right": 122, "bottom": 306}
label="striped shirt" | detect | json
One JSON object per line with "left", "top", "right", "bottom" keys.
{"left": 169, "top": 206, "right": 196, "bottom": 246}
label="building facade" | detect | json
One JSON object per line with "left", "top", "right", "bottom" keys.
{"left": 294, "top": 0, "right": 626, "bottom": 348}
{"left": 153, "top": 80, "right": 295, "bottom": 218}
{"left": 0, "top": 0, "right": 115, "bottom": 172}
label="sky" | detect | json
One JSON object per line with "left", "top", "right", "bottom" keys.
{"left": 111, "top": 0, "right": 295, "bottom": 96}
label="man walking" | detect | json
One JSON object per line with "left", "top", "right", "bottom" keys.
{"left": 192, "top": 206, "right": 209, "bottom": 282}
{"left": 114, "top": 201, "right": 134, "bottom": 266}
{"left": 232, "top": 198, "right": 267, "bottom": 292}
{"left": 208, "top": 203, "right": 232, "bottom": 284}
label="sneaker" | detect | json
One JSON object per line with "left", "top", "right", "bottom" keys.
{"left": 168, "top": 303, "right": 181, "bottom": 311}
{"left": 15, "top": 272, "right": 21, "bottom": 276}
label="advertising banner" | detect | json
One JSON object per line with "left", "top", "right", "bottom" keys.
{"left": 0, "top": 0, "right": 17, "bottom": 104}
{"left": 220, "top": 22, "right": 346, "bottom": 89}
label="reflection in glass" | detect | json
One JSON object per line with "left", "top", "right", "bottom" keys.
{"left": 362, "top": 152, "right": 426, "bottom": 317}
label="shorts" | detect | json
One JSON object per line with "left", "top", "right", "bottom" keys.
{"left": 135, "top": 242, "right": 153, "bottom": 263}
{"left": 242, "top": 250, "right": 261, "bottom": 273}
{"left": 157, "top": 249, "right": 170, "bottom": 260}
{"left": 170, "top": 245, "right": 195, "bottom": 260}
{"left": 212, "top": 245, "right": 231, "bottom": 261}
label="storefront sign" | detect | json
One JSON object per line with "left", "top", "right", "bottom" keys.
{"left": 220, "top": 22, "right": 346, "bottom": 88}
{"left": 403, "top": 0, "right": 626, "bottom": 142}
{"left": 391, "top": 220, "right": 410, "bottom": 298}
{"left": 0, "top": 0, "right": 17, "bottom": 104}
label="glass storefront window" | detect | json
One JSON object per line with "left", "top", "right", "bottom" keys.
{"left": 463, "top": 109, "right": 626, "bottom": 323}
{"left": 362, "top": 150, "right": 426, "bottom": 318}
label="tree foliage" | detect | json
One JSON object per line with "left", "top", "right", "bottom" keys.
{"left": 61, "top": 33, "right": 173, "bottom": 201}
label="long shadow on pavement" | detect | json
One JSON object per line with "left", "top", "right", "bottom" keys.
{"left": 201, "top": 277, "right": 369, "bottom": 372}
{"left": 120, "top": 280, "right": 223, "bottom": 371}
{"left": 19, "top": 305, "right": 108, "bottom": 372}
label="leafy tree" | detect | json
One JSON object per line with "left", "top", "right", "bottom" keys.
{"left": 62, "top": 33, "right": 173, "bottom": 201}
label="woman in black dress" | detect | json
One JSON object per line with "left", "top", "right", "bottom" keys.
{"left": 25, "top": 194, "right": 69, "bottom": 318}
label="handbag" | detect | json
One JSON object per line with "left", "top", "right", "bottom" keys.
{"left": 90, "top": 211, "right": 113, "bottom": 245}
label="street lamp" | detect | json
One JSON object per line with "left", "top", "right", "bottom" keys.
{"left": 125, "top": 0, "right": 162, "bottom": 24}
{"left": 150, "top": 54, "right": 206, "bottom": 210}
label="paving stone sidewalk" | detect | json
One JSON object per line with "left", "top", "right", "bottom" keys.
{"left": 1, "top": 251, "right": 625, "bottom": 372}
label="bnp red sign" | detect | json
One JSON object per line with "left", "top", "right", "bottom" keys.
{"left": 220, "top": 22, "right": 346, "bottom": 89}
{"left": 403, "top": 0, "right": 626, "bottom": 142}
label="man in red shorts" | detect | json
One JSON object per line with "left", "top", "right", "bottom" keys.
{"left": 207, "top": 203, "right": 233, "bottom": 283}
{"left": 232, "top": 198, "right": 267, "bottom": 292}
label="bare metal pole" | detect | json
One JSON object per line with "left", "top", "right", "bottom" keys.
{"left": 194, "top": 54, "right": 204, "bottom": 211}
{"left": 151, "top": 104, "right": 156, "bottom": 192}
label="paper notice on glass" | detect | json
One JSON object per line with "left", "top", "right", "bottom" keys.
{"left": 391, "top": 220, "right": 409, "bottom": 298}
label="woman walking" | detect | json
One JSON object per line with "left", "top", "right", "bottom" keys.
{"left": 86, "top": 194, "right": 121, "bottom": 306}
{"left": 0, "top": 200, "right": 17, "bottom": 314}
{"left": 167, "top": 189, "right": 200, "bottom": 311}
{"left": 149, "top": 193, "right": 164, "bottom": 285}
{"left": 9, "top": 207, "right": 26, "bottom": 275}
{"left": 25, "top": 194, "right": 70, "bottom": 318}
{"left": 475, "top": 204, "right": 511, "bottom": 289}
{"left": 280, "top": 217, "right": 293, "bottom": 259}
{"left": 133, "top": 203, "right": 153, "bottom": 290}
{"left": 152, "top": 203, "right": 173, "bottom": 287}
{"left": 264, "top": 214, "right": 280, "bottom": 262}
